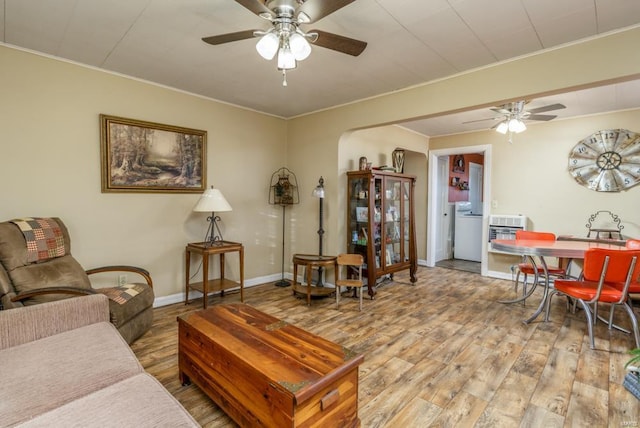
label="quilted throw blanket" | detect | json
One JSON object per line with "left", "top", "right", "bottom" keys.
{"left": 10, "top": 217, "right": 66, "bottom": 263}
{"left": 98, "top": 283, "right": 146, "bottom": 305}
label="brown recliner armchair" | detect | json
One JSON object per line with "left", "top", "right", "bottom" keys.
{"left": 0, "top": 217, "right": 154, "bottom": 344}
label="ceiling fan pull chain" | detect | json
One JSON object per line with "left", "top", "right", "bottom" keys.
{"left": 282, "top": 69, "right": 288, "bottom": 87}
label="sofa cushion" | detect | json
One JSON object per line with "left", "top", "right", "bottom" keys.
{"left": 0, "top": 321, "right": 143, "bottom": 427}
{"left": 16, "top": 374, "right": 200, "bottom": 427}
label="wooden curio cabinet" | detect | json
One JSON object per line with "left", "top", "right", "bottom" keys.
{"left": 346, "top": 170, "right": 417, "bottom": 297}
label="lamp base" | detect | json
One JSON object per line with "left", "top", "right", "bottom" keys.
{"left": 274, "top": 279, "right": 291, "bottom": 287}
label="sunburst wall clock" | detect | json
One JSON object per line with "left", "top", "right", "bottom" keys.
{"left": 568, "top": 129, "right": 640, "bottom": 192}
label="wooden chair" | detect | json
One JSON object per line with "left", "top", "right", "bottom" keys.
{"left": 503, "top": 230, "right": 567, "bottom": 305}
{"left": 545, "top": 248, "right": 640, "bottom": 349}
{"left": 335, "top": 254, "right": 365, "bottom": 311}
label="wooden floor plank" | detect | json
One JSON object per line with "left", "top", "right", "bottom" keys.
{"left": 530, "top": 348, "right": 580, "bottom": 416}
{"left": 129, "top": 266, "right": 640, "bottom": 427}
{"left": 564, "top": 381, "right": 608, "bottom": 427}
{"left": 385, "top": 396, "right": 442, "bottom": 427}
{"left": 429, "top": 390, "right": 488, "bottom": 427}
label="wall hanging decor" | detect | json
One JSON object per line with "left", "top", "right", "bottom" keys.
{"left": 568, "top": 129, "right": 640, "bottom": 192}
{"left": 100, "top": 114, "right": 206, "bottom": 193}
{"left": 452, "top": 154, "right": 465, "bottom": 173}
{"left": 392, "top": 149, "right": 405, "bottom": 173}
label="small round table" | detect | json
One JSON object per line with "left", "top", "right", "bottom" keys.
{"left": 291, "top": 254, "right": 337, "bottom": 306}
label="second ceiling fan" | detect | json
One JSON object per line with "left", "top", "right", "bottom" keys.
{"left": 202, "top": 0, "right": 367, "bottom": 85}
{"left": 465, "top": 100, "right": 566, "bottom": 134}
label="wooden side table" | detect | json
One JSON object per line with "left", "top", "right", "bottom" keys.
{"left": 185, "top": 241, "right": 244, "bottom": 309}
{"left": 291, "top": 254, "right": 337, "bottom": 306}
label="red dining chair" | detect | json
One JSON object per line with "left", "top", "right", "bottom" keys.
{"left": 506, "top": 230, "right": 567, "bottom": 305}
{"left": 626, "top": 239, "right": 640, "bottom": 250}
{"left": 545, "top": 248, "right": 640, "bottom": 349}
{"left": 605, "top": 239, "right": 640, "bottom": 323}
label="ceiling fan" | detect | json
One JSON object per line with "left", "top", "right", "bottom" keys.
{"left": 202, "top": 0, "right": 367, "bottom": 86}
{"left": 464, "top": 100, "right": 566, "bottom": 135}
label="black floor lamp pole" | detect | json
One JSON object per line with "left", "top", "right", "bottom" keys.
{"left": 315, "top": 176, "right": 325, "bottom": 286}
{"left": 275, "top": 204, "right": 290, "bottom": 287}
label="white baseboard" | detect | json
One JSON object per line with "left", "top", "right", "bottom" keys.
{"left": 152, "top": 272, "right": 285, "bottom": 308}
{"left": 486, "top": 270, "right": 513, "bottom": 281}
{"left": 153, "top": 265, "right": 514, "bottom": 307}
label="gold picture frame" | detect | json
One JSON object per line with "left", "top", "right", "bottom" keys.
{"left": 100, "top": 114, "right": 206, "bottom": 193}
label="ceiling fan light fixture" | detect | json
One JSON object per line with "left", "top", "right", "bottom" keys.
{"left": 496, "top": 121, "right": 508, "bottom": 134}
{"left": 290, "top": 32, "right": 311, "bottom": 61}
{"left": 256, "top": 32, "right": 279, "bottom": 60}
{"left": 277, "top": 45, "right": 296, "bottom": 70}
{"left": 508, "top": 118, "right": 526, "bottom": 133}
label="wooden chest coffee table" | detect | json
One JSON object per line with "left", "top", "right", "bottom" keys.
{"left": 178, "top": 303, "right": 364, "bottom": 427}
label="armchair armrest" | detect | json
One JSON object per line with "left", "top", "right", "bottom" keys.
{"left": 86, "top": 265, "right": 153, "bottom": 287}
{"left": 0, "top": 294, "right": 110, "bottom": 350}
{"left": 10, "top": 287, "right": 96, "bottom": 303}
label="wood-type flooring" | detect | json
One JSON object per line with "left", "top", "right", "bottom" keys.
{"left": 131, "top": 266, "right": 640, "bottom": 427}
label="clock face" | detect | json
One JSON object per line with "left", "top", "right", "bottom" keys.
{"left": 568, "top": 129, "right": 640, "bottom": 192}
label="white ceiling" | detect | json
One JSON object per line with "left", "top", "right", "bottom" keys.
{"left": 3, "top": 0, "right": 640, "bottom": 136}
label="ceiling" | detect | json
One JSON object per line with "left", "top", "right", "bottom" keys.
{"left": 2, "top": 0, "right": 640, "bottom": 136}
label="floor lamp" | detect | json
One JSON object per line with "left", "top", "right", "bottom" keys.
{"left": 312, "top": 176, "right": 325, "bottom": 286}
{"left": 269, "top": 167, "right": 299, "bottom": 287}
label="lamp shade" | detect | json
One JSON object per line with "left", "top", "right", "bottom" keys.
{"left": 256, "top": 32, "right": 279, "bottom": 60}
{"left": 312, "top": 176, "right": 325, "bottom": 198}
{"left": 496, "top": 121, "right": 508, "bottom": 134}
{"left": 290, "top": 33, "right": 311, "bottom": 61}
{"left": 193, "top": 186, "right": 232, "bottom": 212}
{"left": 508, "top": 118, "right": 526, "bottom": 133}
{"left": 277, "top": 45, "right": 296, "bottom": 70}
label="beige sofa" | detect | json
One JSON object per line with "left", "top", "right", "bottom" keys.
{"left": 0, "top": 294, "right": 199, "bottom": 427}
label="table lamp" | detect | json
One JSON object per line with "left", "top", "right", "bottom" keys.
{"left": 193, "top": 185, "right": 232, "bottom": 246}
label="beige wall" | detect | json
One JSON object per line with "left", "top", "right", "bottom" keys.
{"left": 286, "top": 26, "right": 640, "bottom": 271}
{"left": 431, "top": 110, "right": 640, "bottom": 275}
{"left": 0, "top": 45, "right": 287, "bottom": 302}
{"left": 2, "top": 25, "right": 640, "bottom": 303}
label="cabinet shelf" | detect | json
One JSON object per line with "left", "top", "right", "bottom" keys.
{"left": 347, "top": 169, "right": 417, "bottom": 297}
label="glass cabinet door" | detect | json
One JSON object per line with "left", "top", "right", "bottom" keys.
{"left": 402, "top": 180, "right": 410, "bottom": 261}
{"left": 347, "top": 169, "right": 417, "bottom": 291}
{"left": 348, "top": 176, "right": 377, "bottom": 269}
{"left": 383, "top": 177, "right": 403, "bottom": 269}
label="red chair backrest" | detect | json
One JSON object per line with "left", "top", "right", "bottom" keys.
{"left": 626, "top": 239, "right": 640, "bottom": 250}
{"left": 515, "top": 230, "right": 556, "bottom": 241}
{"left": 582, "top": 248, "right": 640, "bottom": 283}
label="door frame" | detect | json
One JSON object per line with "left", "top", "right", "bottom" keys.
{"left": 426, "top": 144, "right": 492, "bottom": 276}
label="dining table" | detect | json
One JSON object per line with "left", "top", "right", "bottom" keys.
{"left": 491, "top": 238, "right": 628, "bottom": 324}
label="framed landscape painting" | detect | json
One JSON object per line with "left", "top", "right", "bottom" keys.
{"left": 100, "top": 114, "right": 207, "bottom": 193}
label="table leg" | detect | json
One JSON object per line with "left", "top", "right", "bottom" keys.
{"left": 220, "top": 253, "right": 225, "bottom": 297}
{"left": 185, "top": 249, "right": 191, "bottom": 305}
{"left": 499, "top": 255, "right": 541, "bottom": 305}
{"left": 524, "top": 257, "right": 550, "bottom": 324}
{"left": 293, "top": 263, "right": 299, "bottom": 296}
{"left": 239, "top": 247, "right": 244, "bottom": 302}
{"left": 202, "top": 252, "right": 209, "bottom": 309}
{"left": 306, "top": 265, "right": 312, "bottom": 306}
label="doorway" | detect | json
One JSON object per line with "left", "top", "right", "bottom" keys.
{"left": 427, "top": 145, "right": 491, "bottom": 276}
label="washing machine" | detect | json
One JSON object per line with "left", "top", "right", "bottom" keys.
{"left": 454, "top": 201, "right": 483, "bottom": 262}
